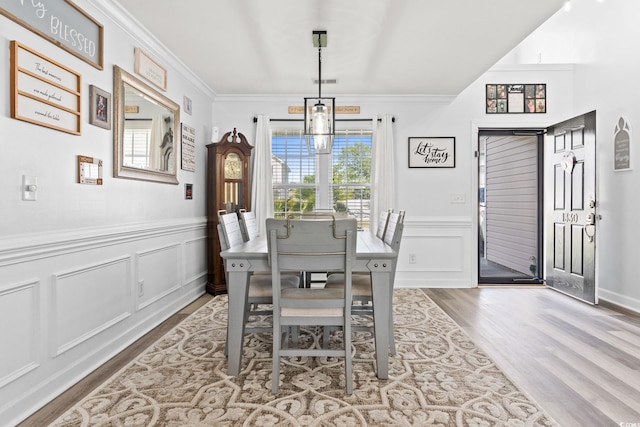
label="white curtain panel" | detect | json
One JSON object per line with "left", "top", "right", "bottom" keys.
{"left": 251, "top": 115, "right": 274, "bottom": 235}
{"left": 372, "top": 114, "right": 396, "bottom": 224}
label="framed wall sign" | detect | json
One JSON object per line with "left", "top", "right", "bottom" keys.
{"left": 409, "top": 137, "right": 455, "bottom": 168}
{"left": 134, "top": 48, "right": 167, "bottom": 91}
{"left": 181, "top": 123, "right": 196, "bottom": 171}
{"left": 10, "top": 40, "right": 81, "bottom": 135}
{"left": 614, "top": 116, "right": 631, "bottom": 171}
{"left": 89, "top": 85, "right": 111, "bottom": 129}
{"left": 486, "top": 84, "right": 546, "bottom": 114}
{"left": 0, "top": 0, "right": 103, "bottom": 69}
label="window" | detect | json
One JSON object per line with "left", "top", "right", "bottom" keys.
{"left": 123, "top": 120, "right": 152, "bottom": 169}
{"left": 272, "top": 126, "right": 372, "bottom": 229}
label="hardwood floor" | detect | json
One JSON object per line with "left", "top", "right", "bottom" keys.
{"left": 423, "top": 286, "right": 640, "bottom": 427}
{"left": 19, "top": 287, "right": 640, "bottom": 426}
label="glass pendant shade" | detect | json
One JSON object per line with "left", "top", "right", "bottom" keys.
{"left": 304, "top": 97, "right": 335, "bottom": 154}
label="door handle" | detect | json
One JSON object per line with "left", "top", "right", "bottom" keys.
{"left": 584, "top": 213, "right": 601, "bottom": 243}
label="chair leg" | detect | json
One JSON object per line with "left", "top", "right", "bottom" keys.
{"left": 272, "top": 323, "right": 281, "bottom": 394}
{"left": 389, "top": 310, "right": 396, "bottom": 356}
{"left": 344, "top": 321, "right": 353, "bottom": 395}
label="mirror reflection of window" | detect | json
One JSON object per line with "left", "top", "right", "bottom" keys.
{"left": 122, "top": 83, "right": 175, "bottom": 173}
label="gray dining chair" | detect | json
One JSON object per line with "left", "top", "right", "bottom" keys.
{"left": 217, "top": 211, "right": 299, "bottom": 354}
{"left": 266, "top": 217, "right": 357, "bottom": 394}
{"left": 324, "top": 210, "right": 405, "bottom": 356}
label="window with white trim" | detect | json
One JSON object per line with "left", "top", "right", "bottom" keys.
{"left": 272, "top": 125, "right": 372, "bottom": 229}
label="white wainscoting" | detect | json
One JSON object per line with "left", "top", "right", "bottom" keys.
{"left": 0, "top": 279, "right": 40, "bottom": 389}
{"left": 52, "top": 256, "right": 131, "bottom": 357}
{"left": 395, "top": 216, "right": 475, "bottom": 288}
{"left": 0, "top": 218, "right": 208, "bottom": 426}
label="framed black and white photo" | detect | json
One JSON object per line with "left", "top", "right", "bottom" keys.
{"left": 408, "top": 137, "right": 455, "bottom": 168}
{"left": 89, "top": 85, "right": 111, "bottom": 129}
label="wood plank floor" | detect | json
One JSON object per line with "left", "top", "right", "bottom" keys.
{"left": 423, "top": 286, "right": 640, "bottom": 427}
{"left": 20, "top": 287, "right": 640, "bottom": 426}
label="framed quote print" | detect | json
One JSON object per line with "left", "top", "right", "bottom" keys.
{"left": 408, "top": 137, "right": 455, "bottom": 168}
{"left": 10, "top": 40, "right": 81, "bottom": 135}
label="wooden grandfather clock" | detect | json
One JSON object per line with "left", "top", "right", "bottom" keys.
{"left": 206, "top": 128, "right": 253, "bottom": 295}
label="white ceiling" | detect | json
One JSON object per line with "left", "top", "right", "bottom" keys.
{"left": 115, "top": 0, "right": 564, "bottom": 97}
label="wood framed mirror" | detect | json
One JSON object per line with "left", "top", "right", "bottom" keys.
{"left": 113, "top": 65, "right": 179, "bottom": 184}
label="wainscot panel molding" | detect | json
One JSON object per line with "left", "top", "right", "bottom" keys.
{"left": 184, "top": 237, "right": 208, "bottom": 286}
{"left": 0, "top": 218, "right": 208, "bottom": 426}
{"left": 0, "top": 280, "right": 40, "bottom": 389}
{"left": 136, "top": 243, "right": 182, "bottom": 311}
{"left": 395, "top": 216, "right": 475, "bottom": 288}
{"left": 52, "top": 257, "right": 131, "bottom": 357}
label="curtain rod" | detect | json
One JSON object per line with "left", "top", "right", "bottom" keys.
{"left": 252, "top": 117, "right": 395, "bottom": 123}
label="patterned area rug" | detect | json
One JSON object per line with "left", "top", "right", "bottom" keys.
{"left": 50, "top": 289, "right": 557, "bottom": 426}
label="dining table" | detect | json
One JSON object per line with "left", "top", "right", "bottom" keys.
{"left": 220, "top": 229, "right": 398, "bottom": 379}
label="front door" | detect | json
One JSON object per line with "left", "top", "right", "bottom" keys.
{"left": 545, "top": 111, "right": 597, "bottom": 304}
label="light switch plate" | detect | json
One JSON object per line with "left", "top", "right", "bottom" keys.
{"left": 22, "top": 175, "right": 37, "bottom": 201}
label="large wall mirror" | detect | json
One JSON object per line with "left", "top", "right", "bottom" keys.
{"left": 113, "top": 65, "right": 179, "bottom": 184}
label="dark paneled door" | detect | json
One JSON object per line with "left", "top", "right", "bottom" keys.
{"left": 545, "top": 111, "right": 597, "bottom": 304}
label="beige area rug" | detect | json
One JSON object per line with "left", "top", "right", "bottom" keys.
{"left": 50, "top": 289, "right": 557, "bottom": 426}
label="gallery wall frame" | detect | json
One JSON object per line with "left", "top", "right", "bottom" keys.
{"left": 486, "top": 84, "right": 546, "bottom": 114}
{"left": 77, "top": 155, "right": 103, "bottom": 185}
{"left": 10, "top": 40, "right": 82, "bottom": 135}
{"left": 0, "top": 0, "right": 104, "bottom": 69}
{"left": 89, "top": 85, "right": 111, "bottom": 129}
{"left": 408, "top": 137, "right": 455, "bottom": 168}
{"left": 181, "top": 123, "right": 196, "bottom": 172}
{"left": 134, "top": 48, "right": 167, "bottom": 91}
{"left": 614, "top": 116, "right": 631, "bottom": 171}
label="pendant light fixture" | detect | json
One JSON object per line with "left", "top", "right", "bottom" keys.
{"left": 304, "top": 30, "right": 335, "bottom": 154}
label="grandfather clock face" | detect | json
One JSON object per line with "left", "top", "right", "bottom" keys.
{"left": 224, "top": 152, "right": 243, "bottom": 179}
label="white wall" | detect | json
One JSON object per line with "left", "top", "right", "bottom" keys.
{"left": 503, "top": 0, "right": 640, "bottom": 313}
{"left": 0, "top": 1, "right": 213, "bottom": 424}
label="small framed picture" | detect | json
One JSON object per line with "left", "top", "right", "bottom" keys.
{"left": 89, "top": 85, "right": 111, "bottom": 129}
{"left": 408, "top": 137, "right": 456, "bottom": 168}
{"left": 183, "top": 96, "right": 193, "bottom": 115}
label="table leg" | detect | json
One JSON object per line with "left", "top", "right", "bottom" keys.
{"left": 370, "top": 269, "right": 390, "bottom": 379}
{"left": 226, "top": 270, "right": 249, "bottom": 375}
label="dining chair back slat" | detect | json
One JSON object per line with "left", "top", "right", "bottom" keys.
{"left": 376, "top": 209, "right": 393, "bottom": 239}
{"left": 239, "top": 209, "right": 259, "bottom": 241}
{"left": 219, "top": 211, "right": 245, "bottom": 246}
{"left": 383, "top": 210, "right": 405, "bottom": 246}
